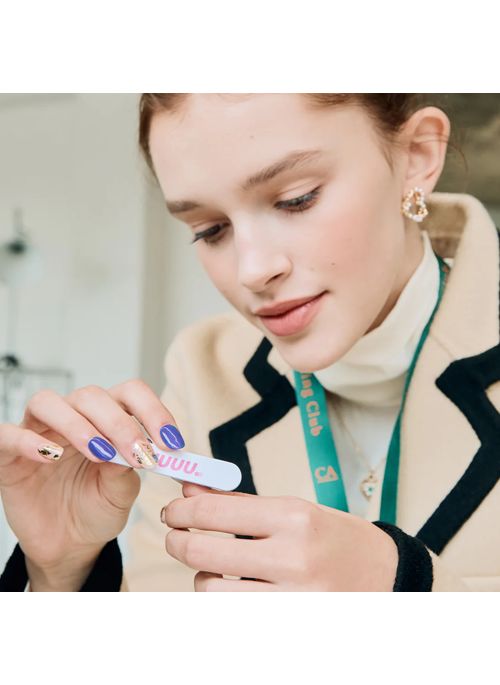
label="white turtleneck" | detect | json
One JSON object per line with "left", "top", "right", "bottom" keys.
{"left": 313, "top": 230, "right": 441, "bottom": 517}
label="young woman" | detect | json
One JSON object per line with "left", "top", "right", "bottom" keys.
{"left": 1, "top": 93, "right": 499, "bottom": 592}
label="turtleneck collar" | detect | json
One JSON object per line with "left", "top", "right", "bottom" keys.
{"left": 314, "top": 229, "right": 441, "bottom": 407}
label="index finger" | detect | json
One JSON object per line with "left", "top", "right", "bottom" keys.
{"left": 107, "top": 379, "right": 185, "bottom": 452}
{"left": 164, "top": 492, "right": 280, "bottom": 538}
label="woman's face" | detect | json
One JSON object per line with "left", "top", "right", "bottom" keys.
{"left": 150, "top": 94, "right": 421, "bottom": 372}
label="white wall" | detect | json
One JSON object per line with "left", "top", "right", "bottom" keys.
{"left": 65, "top": 94, "right": 148, "bottom": 390}
{"left": 0, "top": 94, "right": 147, "bottom": 389}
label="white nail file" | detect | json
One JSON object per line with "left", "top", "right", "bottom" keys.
{"left": 109, "top": 441, "right": 242, "bottom": 491}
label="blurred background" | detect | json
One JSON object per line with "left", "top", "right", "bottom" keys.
{"left": 0, "top": 93, "right": 499, "bottom": 571}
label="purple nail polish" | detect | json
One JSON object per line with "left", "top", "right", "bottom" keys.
{"left": 88, "top": 437, "right": 116, "bottom": 461}
{"left": 160, "top": 424, "right": 185, "bottom": 450}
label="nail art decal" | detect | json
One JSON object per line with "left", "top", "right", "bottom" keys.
{"left": 88, "top": 437, "right": 116, "bottom": 461}
{"left": 132, "top": 441, "right": 159, "bottom": 470}
{"left": 38, "top": 444, "right": 64, "bottom": 461}
{"left": 160, "top": 424, "right": 185, "bottom": 450}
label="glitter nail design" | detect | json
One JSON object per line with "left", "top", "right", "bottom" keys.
{"left": 38, "top": 444, "right": 64, "bottom": 461}
{"left": 132, "top": 441, "right": 159, "bottom": 470}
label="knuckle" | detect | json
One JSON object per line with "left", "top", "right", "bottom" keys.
{"left": 107, "top": 414, "right": 135, "bottom": 438}
{"left": 287, "top": 498, "right": 315, "bottom": 533}
{"left": 278, "top": 545, "right": 313, "bottom": 582}
{"left": 28, "top": 388, "right": 57, "bottom": 410}
{"left": 77, "top": 385, "right": 105, "bottom": 402}
{"left": 193, "top": 495, "right": 218, "bottom": 524}
{"left": 124, "top": 378, "right": 148, "bottom": 394}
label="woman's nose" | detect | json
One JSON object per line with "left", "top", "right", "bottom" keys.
{"left": 236, "top": 229, "right": 291, "bottom": 292}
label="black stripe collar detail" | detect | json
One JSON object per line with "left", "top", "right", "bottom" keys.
{"left": 209, "top": 337, "right": 296, "bottom": 495}
{"left": 417, "top": 227, "right": 500, "bottom": 555}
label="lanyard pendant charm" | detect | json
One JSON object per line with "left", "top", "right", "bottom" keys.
{"left": 360, "top": 475, "right": 378, "bottom": 501}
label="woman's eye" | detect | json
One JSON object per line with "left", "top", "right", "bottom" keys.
{"left": 276, "top": 186, "right": 322, "bottom": 213}
{"left": 191, "top": 224, "right": 226, "bottom": 245}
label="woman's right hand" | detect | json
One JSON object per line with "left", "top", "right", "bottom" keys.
{"left": 0, "top": 379, "right": 185, "bottom": 591}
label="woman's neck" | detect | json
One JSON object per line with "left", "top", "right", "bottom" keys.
{"left": 366, "top": 225, "right": 425, "bottom": 333}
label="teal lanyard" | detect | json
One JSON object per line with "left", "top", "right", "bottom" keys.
{"left": 293, "top": 255, "right": 451, "bottom": 524}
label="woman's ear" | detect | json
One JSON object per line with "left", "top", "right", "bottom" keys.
{"left": 401, "top": 106, "right": 451, "bottom": 196}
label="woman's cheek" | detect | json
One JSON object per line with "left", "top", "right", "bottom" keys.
{"left": 198, "top": 249, "right": 235, "bottom": 299}
{"left": 210, "top": 271, "right": 242, "bottom": 311}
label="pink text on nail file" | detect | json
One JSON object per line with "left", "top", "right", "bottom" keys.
{"left": 156, "top": 454, "right": 201, "bottom": 477}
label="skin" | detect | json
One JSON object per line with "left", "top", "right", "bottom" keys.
{"left": 0, "top": 94, "right": 450, "bottom": 591}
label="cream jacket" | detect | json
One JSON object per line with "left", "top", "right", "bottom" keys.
{"left": 125, "top": 192, "right": 500, "bottom": 592}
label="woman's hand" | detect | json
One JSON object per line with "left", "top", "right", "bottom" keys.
{"left": 163, "top": 483, "right": 398, "bottom": 591}
{"left": 0, "top": 379, "right": 184, "bottom": 591}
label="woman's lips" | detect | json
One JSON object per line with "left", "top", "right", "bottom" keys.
{"left": 258, "top": 292, "right": 326, "bottom": 337}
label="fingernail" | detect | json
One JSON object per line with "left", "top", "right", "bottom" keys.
{"left": 38, "top": 444, "right": 64, "bottom": 461}
{"left": 132, "top": 441, "right": 159, "bottom": 470}
{"left": 160, "top": 506, "right": 167, "bottom": 524}
{"left": 88, "top": 437, "right": 116, "bottom": 461}
{"left": 160, "top": 424, "right": 185, "bottom": 450}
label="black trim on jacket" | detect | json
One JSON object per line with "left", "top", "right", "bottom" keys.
{"left": 209, "top": 337, "right": 297, "bottom": 496}
{"left": 416, "top": 227, "right": 500, "bottom": 555}
{"left": 0, "top": 539, "right": 122, "bottom": 592}
{"left": 373, "top": 521, "right": 434, "bottom": 591}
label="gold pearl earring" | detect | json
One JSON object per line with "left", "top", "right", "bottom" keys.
{"left": 401, "top": 187, "right": 428, "bottom": 223}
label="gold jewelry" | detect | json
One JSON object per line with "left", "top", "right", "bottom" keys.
{"left": 332, "top": 397, "right": 387, "bottom": 501}
{"left": 401, "top": 187, "right": 428, "bottom": 223}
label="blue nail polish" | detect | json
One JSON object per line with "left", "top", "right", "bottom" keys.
{"left": 160, "top": 424, "right": 185, "bottom": 450}
{"left": 88, "top": 437, "right": 116, "bottom": 461}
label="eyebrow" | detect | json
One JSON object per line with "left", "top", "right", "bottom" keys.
{"left": 165, "top": 148, "right": 324, "bottom": 216}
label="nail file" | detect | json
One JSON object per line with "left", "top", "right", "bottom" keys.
{"left": 108, "top": 441, "right": 242, "bottom": 491}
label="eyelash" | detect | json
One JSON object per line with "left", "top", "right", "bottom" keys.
{"left": 191, "top": 186, "right": 323, "bottom": 246}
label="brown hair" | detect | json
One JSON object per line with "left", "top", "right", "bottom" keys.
{"left": 139, "top": 93, "right": 190, "bottom": 172}
{"left": 138, "top": 93, "right": 439, "bottom": 173}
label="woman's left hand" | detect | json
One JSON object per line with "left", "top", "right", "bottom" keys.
{"left": 162, "top": 483, "right": 398, "bottom": 591}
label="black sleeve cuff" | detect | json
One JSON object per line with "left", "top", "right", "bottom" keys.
{"left": 0, "top": 539, "right": 123, "bottom": 592}
{"left": 372, "top": 521, "right": 434, "bottom": 592}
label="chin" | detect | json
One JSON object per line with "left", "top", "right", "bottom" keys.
{"left": 272, "top": 333, "right": 348, "bottom": 374}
